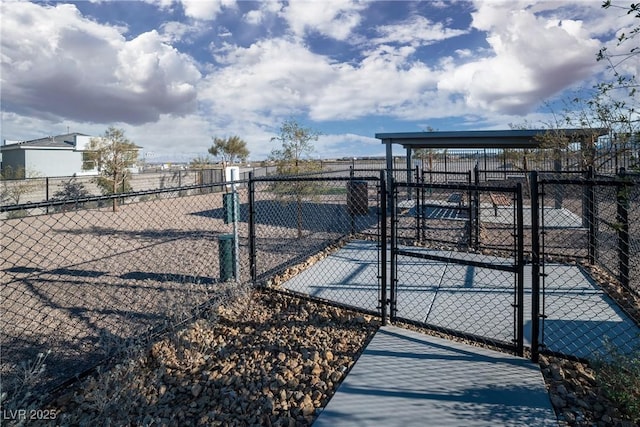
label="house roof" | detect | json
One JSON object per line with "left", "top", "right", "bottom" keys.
{"left": 1, "top": 133, "right": 89, "bottom": 151}
{"left": 375, "top": 128, "right": 609, "bottom": 150}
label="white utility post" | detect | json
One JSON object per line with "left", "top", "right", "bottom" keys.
{"left": 231, "top": 168, "right": 240, "bottom": 281}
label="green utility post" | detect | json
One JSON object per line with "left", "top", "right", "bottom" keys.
{"left": 218, "top": 234, "right": 235, "bottom": 282}
{"left": 219, "top": 168, "right": 240, "bottom": 282}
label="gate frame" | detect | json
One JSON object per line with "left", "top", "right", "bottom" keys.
{"left": 386, "top": 179, "right": 526, "bottom": 356}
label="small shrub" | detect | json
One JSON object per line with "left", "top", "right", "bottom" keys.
{"left": 6, "top": 209, "right": 28, "bottom": 219}
{"left": 1, "top": 350, "right": 52, "bottom": 422}
{"left": 592, "top": 339, "right": 640, "bottom": 422}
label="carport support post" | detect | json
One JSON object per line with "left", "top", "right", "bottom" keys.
{"left": 414, "top": 166, "right": 420, "bottom": 242}
{"left": 467, "top": 170, "right": 473, "bottom": 248}
{"left": 350, "top": 167, "right": 355, "bottom": 235}
{"left": 554, "top": 150, "right": 563, "bottom": 209}
{"left": 530, "top": 172, "right": 541, "bottom": 363}
{"left": 421, "top": 170, "right": 426, "bottom": 242}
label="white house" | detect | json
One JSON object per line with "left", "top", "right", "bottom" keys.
{"left": 0, "top": 133, "right": 99, "bottom": 177}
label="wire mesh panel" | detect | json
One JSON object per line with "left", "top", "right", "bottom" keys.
{"left": 251, "top": 174, "right": 382, "bottom": 314}
{"left": 535, "top": 173, "right": 640, "bottom": 361}
{"left": 1, "top": 182, "right": 250, "bottom": 396}
{"left": 627, "top": 180, "right": 640, "bottom": 296}
{"left": 391, "top": 181, "right": 525, "bottom": 354}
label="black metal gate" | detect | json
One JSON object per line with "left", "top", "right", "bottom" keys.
{"left": 386, "top": 178, "right": 525, "bottom": 355}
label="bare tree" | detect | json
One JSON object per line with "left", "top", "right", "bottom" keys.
{"left": 84, "top": 127, "right": 140, "bottom": 212}
{"left": 0, "top": 166, "right": 41, "bottom": 206}
{"left": 269, "top": 119, "right": 322, "bottom": 238}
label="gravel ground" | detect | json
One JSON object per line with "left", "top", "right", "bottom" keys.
{"left": 1, "top": 185, "right": 371, "bottom": 396}
{"left": 15, "top": 287, "right": 638, "bottom": 427}
{"left": 26, "top": 287, "right": 380, "bottom": 427}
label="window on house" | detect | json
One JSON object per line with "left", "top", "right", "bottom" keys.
{"left": 82, "top": 152, "right": 96, "bottom": 171}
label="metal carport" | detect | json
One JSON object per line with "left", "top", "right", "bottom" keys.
{"left": 375, "top": 128, "right": 608, "bottom": 185}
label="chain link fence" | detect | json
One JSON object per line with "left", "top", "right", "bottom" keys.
{"left": 1, "top": 181, "right": 251, "bottom": 399}
{"left": 251, "top": 173, "right": 383, "bottom": 314}
{"left": 3, "top": 164, "right": 640, "bottom": 405}
{"left": 0, "top": 170, "right": 384, "bottom": 401}
{"left": 533, "top": 171, "right": 640, "bottom": 361}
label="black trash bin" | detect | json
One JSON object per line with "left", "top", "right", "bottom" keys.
{"left": 347, "top": 180, "right": 368, "bottom": 215}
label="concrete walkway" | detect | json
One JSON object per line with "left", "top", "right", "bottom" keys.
{"left": 283, "top": 240, "right": 640, "bottom": 359}
{"left": 314, "top": 325, "right": 558, "bottom": 427}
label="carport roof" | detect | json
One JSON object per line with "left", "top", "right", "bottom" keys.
{"left": 375, "top": 128, "right": 608, "bottom": 150}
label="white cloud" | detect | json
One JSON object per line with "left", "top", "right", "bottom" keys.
{"left": 159, "top": 20, "right": 207, "bottom": 43}
{"left": 180, "top": 0, "right": 236, "bottom": 20}
{"left": 201, "top": 37, "right": 336, "bottom": 119}
{"left": 244, "top": 1, "right": 283, "bottom": 25}
{"left": 280, "top": 0, "right": 368, "bottom": 41}
{"left": 200, "top": 35, "right": 441, "bottom": 124}
{"left": 372, "top": 15, "right": 468, "bottom": 47}
{"left": 310, "top": 44, "right": 438, "bottom": 120}
{"left": 437, "top": 1, "right": 601, "bottom": 115}
{"left": 1, "top": 2, "right": 201, "bottom": 125}
{"left": 2, "top": 0, "right": 635, "bottom": 162}
{"left": 455, "top": 48, "right": 473, "bottom": 58}
{"left": 144, "top": 0, "right": 237, "bottom": 20}
{"left": 315, "top": 133, "right": 382, "bottom": 158}
{"left": 142, "top": 0, "right": 175, "bottom": 10}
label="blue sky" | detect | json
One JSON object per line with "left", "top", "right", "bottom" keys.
{"left": 1, "top": 0, "right": 637, "bottom": 163}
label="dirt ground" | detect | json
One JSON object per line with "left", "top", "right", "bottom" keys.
{"left": 1, "top": 184, "right": 375, "bottom": 395}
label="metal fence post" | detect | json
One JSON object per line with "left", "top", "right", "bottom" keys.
{"left": 45, "top": 177, "right": 50, "bottom": 214}
{"left": 467, "top": 170, "right": 473, "bottom": 248}
{"left": 515, "top": 183, "right": 525, "bottom": 357}
{"left": 379, "top": 170, "right": 388, "bottom": 325}
{"left": 586, "top": 167, "right": 596, "bottom": 265}
{"left": 421, "top": 170, "right": 426, "bottom": 243}
{"left": 248, "top": 172, "right": 257, "bottom": 282}
{"left": 349, "top": 166, "right": 355, "bottom": 235}
{"left": 389, "top": 176, "right": 397, "bottom": 322}
{"left": 530, "top": 171, "right": 541, "bottom": 362}
{"left": 414, "top": 166, "right": 420, "bottom": 243}
{"left": 473, "top": 164, "right": 480, "bottom": 249}
{"left": 617, "top": 169, "right": 630, "bottom": 289}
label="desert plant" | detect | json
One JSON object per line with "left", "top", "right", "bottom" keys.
{"left": 208, "top": 135, "right": 249, "bottom": 167}
{"left": 592, "top": 338, "right": 640, "bottom": 422}
{"left": 269, "top": 120, "right": 323, "bottom": 238}
{"left": 50, "top": 177, "right": 92, "bottom": 212}
{"left": 84, "top": 127, "right": 139, "bottom": 211}
{"left": 1, "top": 166, "right": 42, "bottom": 205}
{"left": 0, "top": 350, "right": 53, "bottom": 424}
